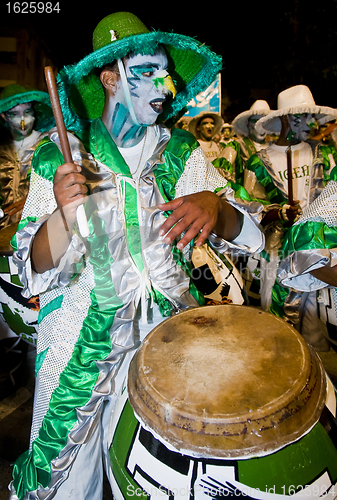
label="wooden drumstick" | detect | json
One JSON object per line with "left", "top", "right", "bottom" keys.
{"left": 286, "top": 145, "right": 294, "bottom": 206}
{"left": 44, "top": 66, "right": 89, "bottom": 238}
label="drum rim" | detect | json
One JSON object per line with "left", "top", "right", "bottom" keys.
{"left": 128, "top": 305, "right": 327, "bottom": 459}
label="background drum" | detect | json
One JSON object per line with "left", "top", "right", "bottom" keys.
{"left": 0, "top": 223, "right": 39, "bottom": 345}
{"left": 109, "top": 305, "right": 337, "bottom": 500}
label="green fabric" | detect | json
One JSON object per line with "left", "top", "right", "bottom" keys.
{"left": 58, "top": 12, "right": 222, "bottom": 130}
{"left": 218, "top": 140, "right": 245, "bottom": 186}
{"left": 212, "top": 156, "right": 234, "bottom": 176}
{"left": 35, "top": 348, "right": 49, "bottom": 378}
{"left": 282, "top": 220, "right": 337, "bottom": 257}
{"left": 38, "top": 296, "right": 64, "bottom": 324}
{"left": 319, "top": 142, "right": 337, "bottom": 182}
{"left": 242, "top": 136, "right": 258, "bottom": 158}
{"left": 31, "top": 138, "right": 65, "bottom": 181}
{"left": 269, "top": 280, "right": 290, "bottom": 319}
{"left": 246, "top": 153, "right": 287, "bottom": 205}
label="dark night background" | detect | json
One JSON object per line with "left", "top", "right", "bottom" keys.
{"left": 2, "top": 0, "right": 337, "bottom": 121}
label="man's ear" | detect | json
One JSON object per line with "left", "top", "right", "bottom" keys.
{"left": 100, "top": 70, "right": 118, "bottom": 94}
{"left": 1, "top": 112, "right": 7, "bottom": 122}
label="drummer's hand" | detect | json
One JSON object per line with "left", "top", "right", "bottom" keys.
{"left": 286, "top": 201, "right": 302, "bottom": 224}
{"left": 53, "top": 162, "right": 87, "bottom": 224}
{"left": 158, "top": 191, "right": 240, "bottom": 250}
{"left": 3, "top": 197, "right": 27, "bottom": 216}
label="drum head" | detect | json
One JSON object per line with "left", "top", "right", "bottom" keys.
{"left": 128, "top": 305, "right": 326, "bottom": 459}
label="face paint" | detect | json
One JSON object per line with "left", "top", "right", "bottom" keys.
{"left": 4, "top": 102, "right": 35, "bottom": 141}
{"left": 124, "top": 49, "right": 175, "bottom": 126}
{"left": 289, "top": 113, "right": 316, "bottom": 141}
{"left": 152, "top": 70, "right": 176, "bottom": 98}
{"left": 105, "top": 48, "right": 174, "bottom": 147}
{"left": 197, "top": 117, "right": 215, "bottom": 141}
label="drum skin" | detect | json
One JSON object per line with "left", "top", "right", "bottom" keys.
{"left": 128, "top": 306, "right": 326, "bottom": 458}
{"left": 108, "top": 306, "right": 337, "bottom": 500}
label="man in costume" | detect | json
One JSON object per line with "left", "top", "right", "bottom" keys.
{"left": 226, "top": 100, "right": 271, "bottom": 305}
{"left": 0, "top": 84, "right": 54, "bottom": 229}
{"left": 188, "top": 111, "right": 224, "bottom": 161}
{"left": 232, "top": 99, "right": 271, "bottom": 172}
{"left": 0, "top": 85, "right": 53, "bottom": 398}
{"left": 273, "top": 172, "right": 337, "bottom": 352}
{"left": 244, "top": 85, "right": 337, "bottom": 313}
{"left": 10, "top": 12, "right": 263, "bottom": 500}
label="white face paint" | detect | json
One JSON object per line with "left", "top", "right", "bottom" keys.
{"left": 288, "top": 113, "right": 316, "bottom": 142}
{"left": 115, "top": 49, "right": 174, "bottom": 127}
{"left": 3, "top": 102, "right": 35, "bottom": 141}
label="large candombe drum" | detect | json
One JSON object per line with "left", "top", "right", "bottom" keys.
{"left": 109, "top": 306, "right": 337, "bottom": 499}
{"left": 0, "top": 223, "right": 39, "bottom": 344}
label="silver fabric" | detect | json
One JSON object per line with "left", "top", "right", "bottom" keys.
{"left": 278, "top": 181, "right": 337, "bottom": 291}
{"left": 278, "top": 248, "right": 337, "bottom": 291}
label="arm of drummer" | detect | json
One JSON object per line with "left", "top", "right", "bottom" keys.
{"left": 31, "top": 162, "right": 87, "bottom": 274}
{"left": 310, "top": 264, "right": 337, "bottom": 288}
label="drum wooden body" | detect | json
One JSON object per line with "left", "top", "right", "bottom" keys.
{"left": 109, "top": 306, "right": 337, "bottom": 499}
{"left": 0, "top": 223, "right": 39, "bottom": 344}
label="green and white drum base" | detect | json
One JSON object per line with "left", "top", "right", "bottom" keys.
{"left": 108, "top": 306, "right": 337, "bottom": 500}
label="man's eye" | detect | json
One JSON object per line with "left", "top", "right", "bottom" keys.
{"left": 142, "top": 71, "right": 153, "bottom": 77}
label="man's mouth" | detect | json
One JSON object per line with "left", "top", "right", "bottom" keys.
{"left": 150, "top": 98, "right": 165, "bottom": 114}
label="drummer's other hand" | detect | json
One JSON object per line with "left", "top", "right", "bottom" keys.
{"left": 158, "top": 191, "right": 227, "bottom": 250}
{"left": 53, "top": 162, "right": 88, "bottom": 223}
{"left": 286, "top": 200, "right": 302, "bottom": 224}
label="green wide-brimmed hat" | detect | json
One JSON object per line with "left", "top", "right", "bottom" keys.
{"left": 0, "top": 84, "right": 55, "bottom": 132}
{"left": 58, "top": 11, "right": 222, "bottom": 129}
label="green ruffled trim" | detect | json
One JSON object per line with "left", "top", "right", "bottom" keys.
{"left": 38, "top": 296, "right": 63, "bottom": 324}
{"left": 269, "top": 279, "right": 290, "bottom": 319}
{"left": 246, "top": 154, "right": 287, "bottom": 205}
{"left": 282, "top": 220, "right": 337, "bottom": 258}
{"left": 212, "top": 157, "right": 233, "bottom": 175}
{"left": 270, "top": 219, "right": 337, "bottom": 320}
{"left": 31, "top": 138, "right": 64, "bottom": 182}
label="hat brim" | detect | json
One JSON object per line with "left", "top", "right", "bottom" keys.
{"left": 0, "top": 90, "right": 54, "bottom": 132}
{"left": 232, "top": 109, "right": 270, "bottom": 137}
{"left": 58, "top": 31, "right": 222, "bottom": 129}
{"left": 188, "top": 111, "right": 223, "bottom": 138}
{"left": 256, "top": 105, "right": 337, "bottom": 135}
